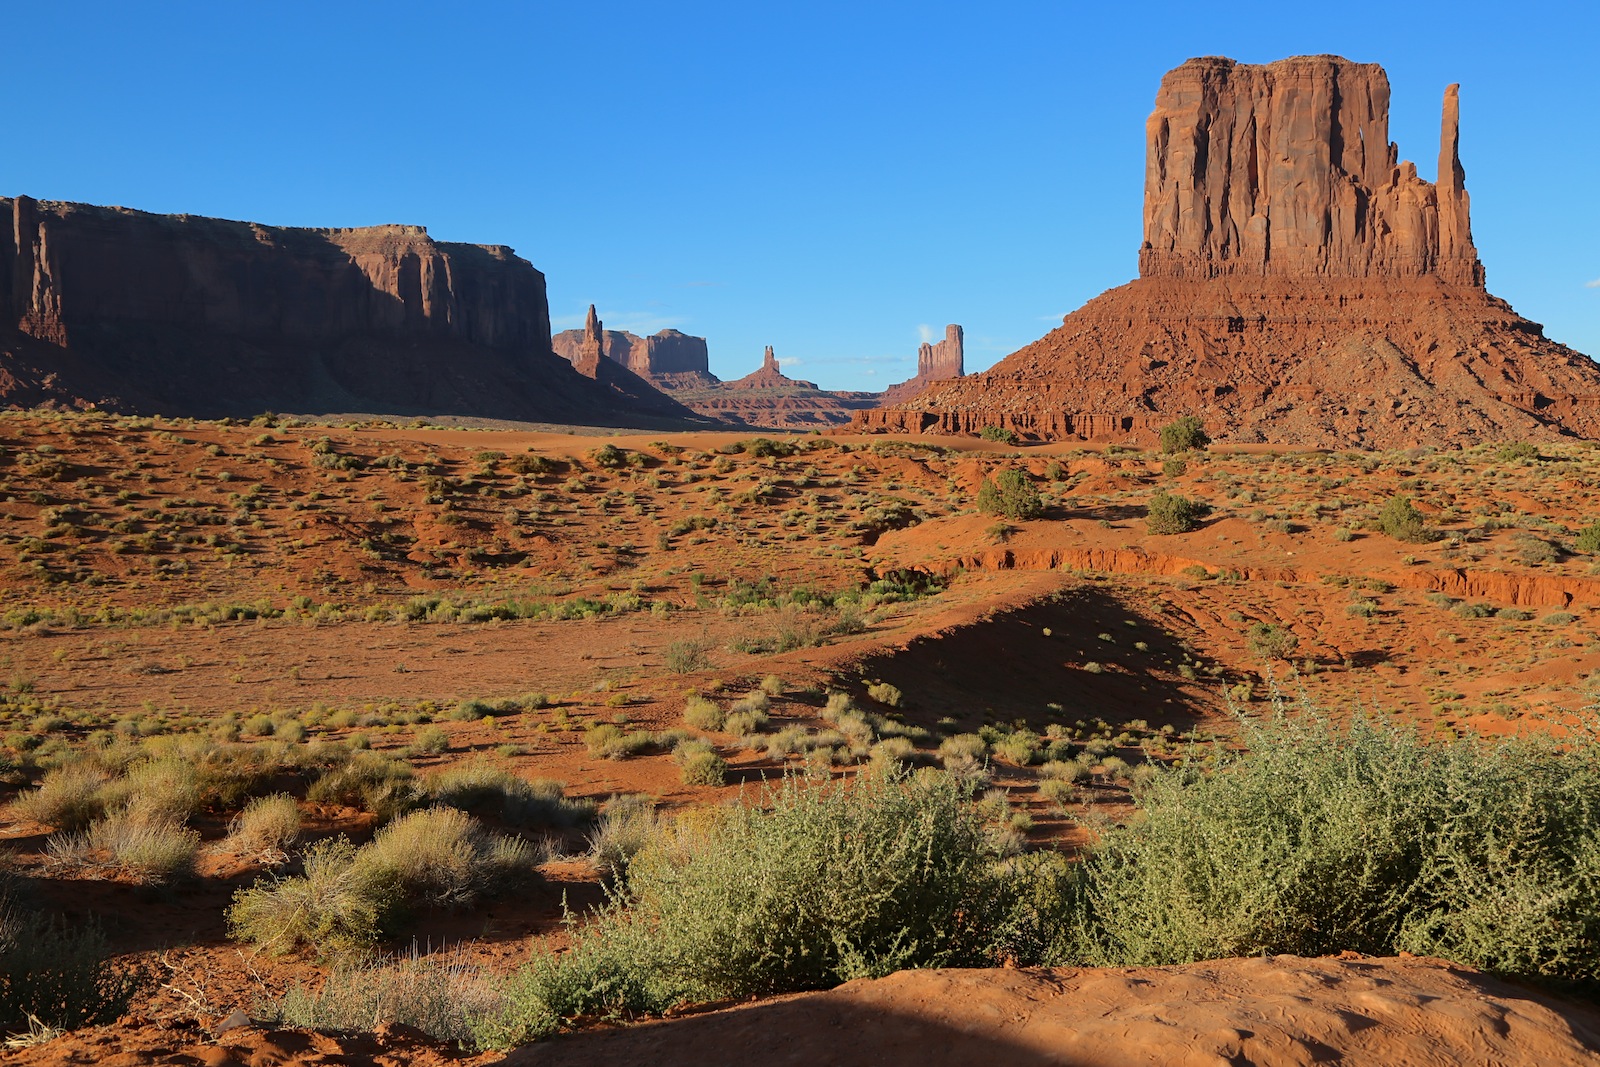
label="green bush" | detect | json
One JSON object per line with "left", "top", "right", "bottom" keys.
{"left": 978, "top": 426, "right": 1018, "bottom": 444}
{"left": 1061, "top": 713, "right": 1600, "bottom": 981}
{"left": 977, "top": 469, "right": 1042, "bottom": 520}
{"left": 426, "top": 763, "right": 595, "bottom": 828}
{"left": 682, "top": 695, "right": 725, "bottom": 732}
{"left": 307, "top": 752, "right": 419, "bottom": 821}
{"left": 480, "top": 773, "right": 1027, "bottom": 1045}
{"left": 1159, "top": 416, "right": 1209, "bottom": 454}
{"left": 1146, "top": 491, "right": 1205, "bottom": 534}
{"left": 675, "top": 741, "right": 728, "bottom": 787}
{"left": 224, "top": 793, "right": 301, "bottom": 855}
{"left": 1161, "top": 457, "right": 1188, "bottom": 478}
{"left": 1377, "top": 496, "right": 1437, "bottom": 543}
{"left": 228, "top": 808, "right": 532, "bottom": 958}
{"left": 0, "top": 904, "right": 151, "bottom": 1036}
{"left": 269, "top": 951, "right": 501, "bottom": 1048}
{"left": 1244, "top": 623, "right": 1299, "bottom": 662}
{"left": 1575, "top": 523, "right": 1600, "bottom": 554}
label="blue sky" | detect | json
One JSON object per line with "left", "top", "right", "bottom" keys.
{"left": 7, "top": 2, "right": 1596, "bottom": 389}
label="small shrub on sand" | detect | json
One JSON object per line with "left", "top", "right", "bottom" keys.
{"left": 267, "top": 949, "right": 502, "bottom": 1048}
{"left": 1159, "top": 416, "right": 1209, "bottom": 454}
{"left": 1245, "top": 623, "right": 1299, "bottom": 662}
{"left": 977, "top": 470, "right": 1043, "bottom": 521}
{"left": 13, "top": 762, "right": 113, "bottom": 830}
{"left": 427, "top": 763, "right": 595, "bottom": 828}
{"left": 1376, "top": 496, "right": 1436, "bottom": 543}
{"left": 1146, "top": 491, "right": 1205, "bottom": 535}
{"left": 866, "top": 682, "right": 903, "bottom": 708}
{"left": 675, "top": 740, "right": 728, "bottom": 787}
{"left": 223, "top": 793, "right": 302, "bottom": 856}
{"left": 587, "top": 794, "right": 658, "bottom": 883}
{"left": 664, "top": 639, "right": 712, "bottom": 675}
{"left": 682, "top": 695, "right": 725, "bottom": 732}
{"left": 306, "top": 752, "right": 419, "bottom": 821}
{"left": 228, "top": 809, "right": 532, "bottom": 958}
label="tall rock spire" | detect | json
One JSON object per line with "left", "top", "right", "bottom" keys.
{"left": 572, "top": 303, "right": 605, "bottom": 378}
{"left": 1436, "top": 84, "right": 1481, "bottom": 284}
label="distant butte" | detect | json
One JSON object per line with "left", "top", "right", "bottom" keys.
{"left": 856, "top": 55, "right": 1600, "bottom": 447}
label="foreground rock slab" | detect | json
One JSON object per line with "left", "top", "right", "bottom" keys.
{"left": 515, "top": 956, "right": 1600, "bottom": 1067}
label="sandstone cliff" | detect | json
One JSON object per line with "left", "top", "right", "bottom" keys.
{"left": 880, "top": 324, "right": 965, "bottom": 405}
{"left": 553, "top": 325, "right": 719, "bottom": 387}
{"left": 670, "top": 345, "right": 880, "bottom": 429}
{"left": 0, "top": 196, "right": 709, "bottom": 426}
{"left": 856, "top": 56, "right": 1600, "bottom": 448}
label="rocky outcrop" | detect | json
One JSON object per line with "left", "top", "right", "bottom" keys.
{"left": 570, "top": 304, "right": 606, "bottom": 378}
{"left": 881, "top": 324, "right": 965, "bottom": 405}
{"left": 670, "top": 345, "right": 881, "bottom": 429}
{"left": 553, "top": 325, "right": 718, "bottom": 387}
{"left": 0, "top": 196, "right": 710, "bottom": 427}
{"left": 856, "top": 56, "right": 1600, "bottom": 448}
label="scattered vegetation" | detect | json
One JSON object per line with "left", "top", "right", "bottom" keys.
{"left": 977, "top": 469, "right": 1043, "bottom": 521}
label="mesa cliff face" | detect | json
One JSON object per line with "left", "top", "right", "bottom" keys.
{"left": 553, "top": 325, "right": 718, "bottom": 387}
{"left": 856, "top": 56, "right": 1600, "bottom": 447}
{"left": 0, "top": 197, "right": 707, "bottom": 426}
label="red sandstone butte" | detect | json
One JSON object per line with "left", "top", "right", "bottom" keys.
{"left": 880, "top": 324, "right": 966, "bottom": 405}
{"left": 0, "top": 197, "right": 708, "bottom": 427}
{"left": 855, "top": 56, "right": 1600, "bottom": 447}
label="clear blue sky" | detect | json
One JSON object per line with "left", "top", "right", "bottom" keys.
{"left": 7, "top": 2, "right": 1596, "bottom": 390}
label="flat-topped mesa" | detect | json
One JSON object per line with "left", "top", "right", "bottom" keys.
{"left": 1139, "top": 56, "right": 1484, "bottom": 287}
{"left": 0, "top": 196, "right": 712, "bottom": 425}
{"left": 552, "top": 326, "right": 714, "bottom": 382}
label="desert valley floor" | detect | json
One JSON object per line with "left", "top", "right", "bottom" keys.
{"left": 4, "top": 412, "right": 1600, "bottom": 1064}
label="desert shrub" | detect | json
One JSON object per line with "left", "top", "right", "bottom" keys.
{"left": 427, "top": 764, "right": 595, "bottom": 828}
{"left": 1146, "top": 491, "right": 1205, "bottom": 535}
{"left": 227, "top": 837, "right": 393, "bottom": 958}
{"left": 977, "top": 469, "right": 1042, "bottom": 521}
{"left": 938, "top": 734, "right": 988, "bottom": 764}
{"left": 268, "top": 950, "right": 503, "bottom": 1048}
{"left": 1576, "top": 523, "right": 1600, "bottom": 554}
{"left": 866, "top": 682, "right": 903, "bottom": 708}
{"left": 1037, "top": 778, "right": 1078, "bottom": 810}
{"left": 414, "top": 726, "right": 450, "bottom": 754}
{"left": 79, "top": 811, "right": 200, "bottom": 884}
{"left": 587, "top": 795, "right": 658, "bottom": 883}
{"left": 1376, "top": 496, "right": 1437, "bottom": 543}
{"left": 1161, "top": 457, "right": 1188, "bottom": 478}
{"left": 0, "top": 904, "right": 151, "bottom": 1036}
{"left": 358, "top": 807, "right": 532, "bottom": 910}
{"left": 1060, "top": 713, "right": 1600, "bottom": 983}
{"left": 682, "top": 695, "right": 725, "bottom": 732}
{"left": 307, "top": 753, "right": 419, "bottom": 821}
{"left": 731, "top": 690, "right": 771, "bottom": 715}
{"left": 223, "top": 793, "right": 301, "bottom": 856}
{"left": 586, "top": 725, "right": 658, "bottom": 760}
{"left": 591, "top": 444, "right": 628, "bottom": 468}
{"left": 868, "top": 737, "right": 917, "bottom": 768}
{"left": 675, "top": 740, "right": 728, "bottom": 787}
{"left": 1158, "top": 416, "right": 1209, "bottom": 454}
{"left": 229, "top": 809, "right": 531, "bottom": 958}
{"left": 13, "top": 761, "right": 113, "bottom": 830}
{"left": 723, "top": 709, "right": 769, "bottom": 737}
{"left": 992, "top": 731, "right": 1041, "bottom": 766}
{"left": 1244, "top": 623, "right": 1299, "bottom": 662}
{"left": 1497, "top": 442, "right": 1539, "bottom": 462}
{"left": 1513, "top": 535, "right": 1560, "bottom": 565}
{"left": 480, "top": 773, "right": 1027, "bottom": 1044}
{"left": 664, "top": 639, "right": 712, "bottom": 675}
{"left": 978, "top": 426, "right": 1017, "bottom": 444}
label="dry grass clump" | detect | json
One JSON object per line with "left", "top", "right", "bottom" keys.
{"left": 674, "top": 739, "right": 728, "bottom": 787}
{"left": 426, "top": 762, "right": 596, "bottom": 828}
{"left": 266, "top": 949, "right": 503, "bottom": 1048}
{"left": 46, "top": 810, "right": 201, "bottom": 885}
{"left": 306, "top": 751, "right": 419, "bottom": 820}
{"left": 228, "top": 807, "right": 534, "bottom": 958}
{"left": 586, "top": 794, "right": 657, "bottom": 883}
{"left": 681, "top": 695, "right": 724, "bottom": 732}
{"left": 12, "top": 762, "right": 114, "bottom": 830}
{"left": 222, "top": 793, "right": 301, "bottom": 856}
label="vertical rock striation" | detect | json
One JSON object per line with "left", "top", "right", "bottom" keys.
{"left": 1138, "top": 56, "right": 1482, "bottom": 286}
{"left": 856, "top": 56, "right": 1600, "bottom": 447}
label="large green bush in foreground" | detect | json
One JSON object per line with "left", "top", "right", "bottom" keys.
{"left": 476, "top": 771, "right": 1029, "bottom": 1046}
{"left": 270, "top": 716, "right": 1600, "bottom": 1050}
{"left": 1065, "top": 713, "right": 1600, "bottom": 977}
